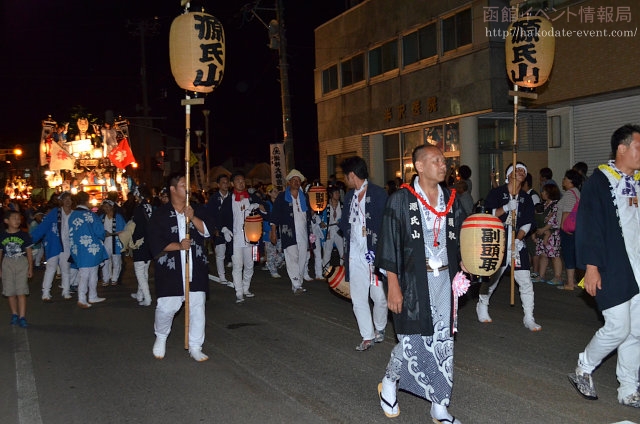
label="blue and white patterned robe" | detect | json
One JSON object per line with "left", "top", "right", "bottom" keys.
{"left": 69, "top": 206, "right": 109, "bottom": 268}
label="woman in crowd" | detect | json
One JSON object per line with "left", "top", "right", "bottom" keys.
{"left": 532, "top": 183, "right": 562, "bottom": 285}
{"left": 556, "top": 169, "right": 583, "bottom": 291}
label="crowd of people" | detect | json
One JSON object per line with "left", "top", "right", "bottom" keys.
{"left": 2, "top": 125, "right": 640, "bottom": 418}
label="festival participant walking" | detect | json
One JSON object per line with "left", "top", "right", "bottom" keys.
{"left": 99, "top": 199, "right": 126, "bottom": 286}
{"left": 568, "top": 124, "right": 640, "bottom": 408}
{"left": 338, "top": 156, "right": 388, "bottom": 351}
{"left": 321, "top": 186, "right": 344, "bottom": 267}
{"left": 207, "top": 174, "right": 233, "bottom": 287}
{"left": 375, "top": 144, "right": 467, "bottom": 423}
{"left": 270, "top": 169, "right": 310, "bottom": 294}
{"left": 147, "top": 173, "right": 214, "bottom": 362}
{"left": 69, "top": 191, "right": 109, "bottom": 309}
{"left": 476, "top": 162, "right": 542, "bottom": 331}
{"left": 263, "top": 184, "right": 285, "bottom": 278}
{"left": 226, "top": 171, "right": 265, "bottom": 304}
{"left": 130, "top": 185, "right": 154, "bottom": 306}
{"left": 31, "top": 192, "right": 75, "bottom": 301}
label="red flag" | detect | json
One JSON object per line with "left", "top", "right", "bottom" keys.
{"left": 108, "top": 138, "right": 136, "bottom": 169}
{"left": 49, "top": 142, "right": 75, "bottom": 171}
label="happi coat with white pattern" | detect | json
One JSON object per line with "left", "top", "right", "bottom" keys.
{"left": 146, "top": 203, "right": 214, "bottom": 298}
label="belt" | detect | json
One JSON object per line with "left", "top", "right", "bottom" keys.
{"left": 426, "top": 264, "right": 449, "bottom": 272}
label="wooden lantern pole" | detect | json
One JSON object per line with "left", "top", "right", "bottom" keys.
{"left": 509, "top": 84, "right": 519, "bottom": 306}
{"left": 180, "top": 94, "right": 204, "bottom": 349}
{"left": 183, "top": 94, "right": 192, "bottom": 350}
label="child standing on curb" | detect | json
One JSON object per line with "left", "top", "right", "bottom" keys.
{"left": 1, "top": 210, "right": 34, "bottom": 328}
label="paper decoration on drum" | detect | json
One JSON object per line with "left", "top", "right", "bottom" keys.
{"left": 169, "top": 11, "right": 225, "bottom": 93}
{"left": 324, "top": 265, "right": 351, "bottom": 299}
{"left": 460, "top": 213, "right": 505, "bottom": 276}
{"left": 505, "top": 15, "right": 555, "bottom": 88}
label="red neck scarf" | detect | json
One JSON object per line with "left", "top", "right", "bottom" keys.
{"left": 401, "top": 183, "right": 456, "bottom": 247}
{"left": 234, "top": 190, "right": 249, "bottom": 201}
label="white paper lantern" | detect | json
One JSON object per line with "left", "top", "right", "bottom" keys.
{"left": 170, "top": 11, "right": 225, "bottom": 93}
{"left": 505, "top": 15, "right": 555, "bottom": 88}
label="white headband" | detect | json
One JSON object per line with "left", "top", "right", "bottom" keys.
{"left": 505, "top": 163, "right": 528, "bottom": 183}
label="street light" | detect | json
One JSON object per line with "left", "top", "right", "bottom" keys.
{"left": 0, "top": 148, "right": 22, "bottom": 161}
{"left": 203, "top": 109, "right": 210, "bottom": 188}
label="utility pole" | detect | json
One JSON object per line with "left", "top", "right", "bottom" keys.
{"left": 129, "top": 17, "right": 160, "bottom": 184}
{"left": 274, "top": 0, "right": 294, "bottom": 172}
{"left": 243, "top": 0, "right": 295, "bottom": 172}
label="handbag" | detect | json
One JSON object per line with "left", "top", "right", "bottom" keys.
{"left": 561, "top": 190, "right": 579, "bottom": 233}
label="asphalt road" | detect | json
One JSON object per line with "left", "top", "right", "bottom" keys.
{"left": 2, "top": 257, "right": 639, "bottom": 424}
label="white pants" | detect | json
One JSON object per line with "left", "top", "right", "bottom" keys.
{"left": 42, "top": 250, "right": 74, "bottom": 298}
{"left": 479, "top": 267, "right": 536, "bottom": 318}
{"left": 33, "top": 247, "right": 44, "bottom": 267}
{"left": 578, "top": 293, "right": 640, "bottom": 400}
{"left": 101, "top": 250, "right": 122, "bottom": 284}
{"left": 133, "top": 260, "right": 151, "bottom": 302}
{"left": 305, "top": 242, "right": 323, "bottom": 279}
{"left": 154, "top": 292, "right": 206, "bottom": 350}
{"left": 349, "top": 253, "right": 387, "bottom": 340}
{"left": 77, "top": 265, "right": 100, "bottom": 304}
{"left": 214, "top": 243, "right": 228, "bottom": 281}
{"left": 284, "top": 243, "right": 307, "bottom": 290}
{"left": 322, "top": 233, "right": 344, "bottom": 267}
{"left": 232, "top": 245, "right": 254, "bottom": 297}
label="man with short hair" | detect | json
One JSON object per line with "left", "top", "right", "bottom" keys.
{"left": 207, "top": 174, "right": 233, "bottom": 287}
{"left": 227, "top": 171, "right": 265, "bottom": 304}
{"left": 339, "top": 156, "right": 388, "bottom": 351}
{"left": 568, "top": 124, "right": 640, "bottom": 408}
{"left": 31, "top": 192, "right": 76, "bottom": 301}
{"left": 375, "top": 145, "right": 467, "bottom": 423}
{"left": 147, "top": 173, "right": 214, "bottom": 362}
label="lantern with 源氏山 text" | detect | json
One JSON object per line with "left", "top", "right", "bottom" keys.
{"left": 505, "top": 15, "right": 555, "bottom": 88}
{"left": 169, "top": 11, "right": 225, "bottom": 93}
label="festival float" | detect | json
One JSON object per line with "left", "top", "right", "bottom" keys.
{"left": 39, "top": 113, "right": 137, "bottom": 205}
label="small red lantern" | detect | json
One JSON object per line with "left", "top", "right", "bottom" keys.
{"left": 460, "top": 214, "right": 505, "bottom": 276}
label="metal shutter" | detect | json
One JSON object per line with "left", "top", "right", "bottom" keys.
{"left": 574, "top": 95, "right": 640, "bottom": 175}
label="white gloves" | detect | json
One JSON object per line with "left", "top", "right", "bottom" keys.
{"left": 502, "top": 198, "right": 518, "bottom": 213}
{"left": 249, "top": 203, "right": 260, "bottom": 211}
{"left": 514, "top": 238, "right": 525, "bottom": 252}
{"left": 221, "top": 227, "right": 233, "bottom": 242}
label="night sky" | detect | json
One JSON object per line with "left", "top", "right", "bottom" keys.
{"left": 0, "top": 0, "right": 348, "bottom": 177}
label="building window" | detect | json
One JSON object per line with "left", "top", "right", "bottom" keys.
{"left": 442, "top": 8, "right": 472, "bottom": 53}
{"left": 548, "top": 115, "right": 562, "bottom": 148}
{"left": 369, "top": 40, "right": 398, "bottom": 78}
{"left": 402, "top": 23, "right": 437, "bottom": 66}
{"left": 322, "top": 65, "right": 338, "bottom": 94}
{"left": 341, "top": 54, "right": 364, "bottom": 87}
{"left": 383, "top": 133, "right": 401, "bottom": 183}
